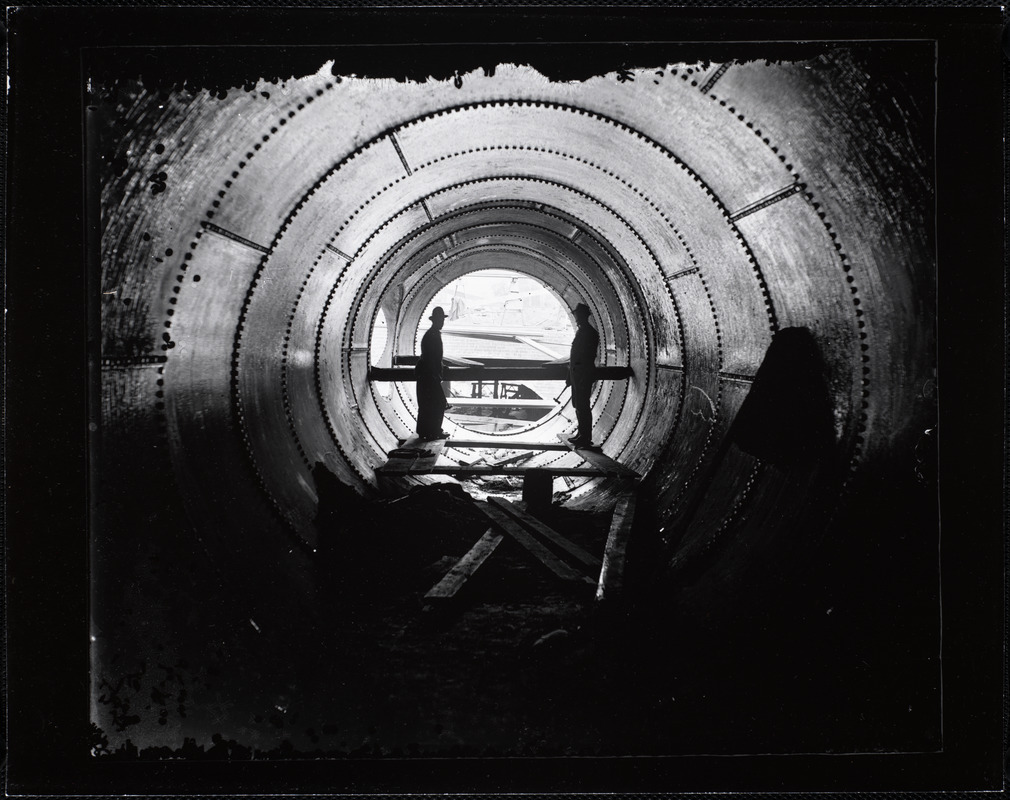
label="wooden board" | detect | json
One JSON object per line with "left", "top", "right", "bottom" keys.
{"left": 477, "top": 502, "right": 593, "bottom": 585}
{"left": 380, "top": 436, "right": 448, "bottom": 475}
{"left": 448, "top": 397, "right": 556, "bottom": 409}
{"left": 596, "top": 493, "right": 637, "bottom": 602}
{"left": 488, "top": 497, "right": 601, "bottom": 571}
{"left": 424, "top": 528, "right": 504, "bottom": 601}
{"left": 396, "top": 434, "right": 447, "bottom": 451}
{"left": 376, "top": 464, "right": 612, "bottom": 477}
{"left": 446, "top": 440, "right": 569, "bottom": 451}
{"left": 393, "top": 354, "right": 483, "bottom": 367}
{"left": 555, "top": 434, "right": 641, "bottom": 478}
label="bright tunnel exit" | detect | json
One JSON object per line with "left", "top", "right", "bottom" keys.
{"left": 409, "top": 270, "right": 576, "bottom": 434}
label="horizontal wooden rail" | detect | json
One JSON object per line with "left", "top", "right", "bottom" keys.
{"left": 448, "top": 397, "right": 556, "bottom": 408}
{"left": 368, "top": 365, "right": 634, "bottom": 382}
{"left": 445, "top": 440, "right": 570, "bottom": 451}
{"left": 375, "top": 464, "right": 624, "bottom": 477}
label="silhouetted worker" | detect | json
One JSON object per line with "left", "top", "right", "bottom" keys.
{"left": 415, "top": 306, "right": 449, "bottom": 441}
{"left": 567, "top": 303, "right": 599, "bottom": 448}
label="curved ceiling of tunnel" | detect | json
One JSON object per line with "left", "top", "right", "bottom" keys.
{"left": 152, "top": 59, "right": 903, "bottom": 540}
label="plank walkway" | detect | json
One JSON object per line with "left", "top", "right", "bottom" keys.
{"left": 555, "top": 435, "right": 641, "bottom": 478}
{"left": 477, "top": 501, "right": 593, "bottom": 585}
{"left": 445, "top": 440, "right": 570, "bottom": 451}
{"left": 421, "top": 492, "right": 640, "bottom": 606}
{"left": 423, "top": 528, "right": 504, "bottom": 602}
{"left": 377, "top": 463, "right": 621, "bottom": 478}
{"left": 596, "top": 493, "right": 638, "bottom": 602}
{"left": 378, "top": 435, "right": 448, "bottom": 474}
{"left": 488, "top": 497, "right": 601, "bottom": 572}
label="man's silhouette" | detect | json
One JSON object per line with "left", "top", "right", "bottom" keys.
{"left": 567, "top": 303, "right": 599, "bottom": 448}
{"left": 415, "top": 306, "right": 449, "bottom": 441}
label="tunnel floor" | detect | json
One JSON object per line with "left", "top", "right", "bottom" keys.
{"left": 92, "top": 474, "right": 942, "bottom": 760}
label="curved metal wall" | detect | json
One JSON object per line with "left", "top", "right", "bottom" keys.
{"left": 100, "top": 51, "right": 933, "bottom": 553}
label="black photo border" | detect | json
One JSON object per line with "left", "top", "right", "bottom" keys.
{"left": 5, "top": 4, "right": 1005, "bottom": 796}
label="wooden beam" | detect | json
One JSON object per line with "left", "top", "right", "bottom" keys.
{"left": 488, "top": 451, "right": 535, "bottom": 468}
{"left": 478, "top": 502, "right": 593, "bottom": 584}
{"left": 488, "top": 498, "right": 601, "bottom": 572}
{"left": 448, "top": 397, "right": 556, "bottom": 409}
{"left": 375, "top": 464, "right": 611, "bottom": 477}
{"left": 515, "top": 335, "right": 565, "bottom": 360}
{"left": 391, "top": 354, "right": 482, "bottom": 367}
{"left": 368, "top": 365, "right": 634, "bottom": 382}
{"left": 446, "top": 440, "right": 569, "bottom": 451}
{"left": 395, "top": 356, "right": 561, "bottom": 368}
{"left": 424, "top": 528, "right": 503, "bottom": 601}
{"left": 379, "top": 436, "right": 449, "bottom": 474}
{"left": 555, "top": 435, "right": 641, "bottom": 478}
{"left": 596, "top": 493, "right": 637, "bottom": 602}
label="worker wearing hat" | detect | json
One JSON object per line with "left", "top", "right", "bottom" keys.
{"left": 415, "top": 306, "right": 450, "bottom": 441}
{"left": 567, "top": 302, "right": 600, "bottom": 448}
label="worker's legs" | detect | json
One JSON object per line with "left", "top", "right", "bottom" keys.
{"left": 571, "top": 379, "right": 594, "bottom": 443}
{"left": 416, "top": 378, "right": 447, "bottom": 438}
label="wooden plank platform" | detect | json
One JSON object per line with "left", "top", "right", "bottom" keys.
{"left": 448, "top": 397, "right": 556, "bottom": 409}
{"left": 556, "top": 434, "right": 640, "bottom": 478}
{"left": 488, "top": 498, "right": 601, "bottom": 572}
{"left": 379, "top": 436, "right": 448, "bottom": 475}
{"left": 376, "top": 464, "right": 614, "bottom": 477}
{"left": 478, "top": 502, "right": 593, "bottom": 584}
{"left": 596, "top": 493, "right": 637, "bottom": 602}
{"left": 424, "top": 528, "right": 504, "bottom": 602}
{"left": 377, "top": 435, "right": 637, "bottom": 479}
{"left": 446, "top": 440, "right": 570, "bottom": 451}
{"left": 369, "top": 365, "right": 634, "bottom": 382}
{"left": 392, "top": 354, "right": 483, "bottom": 367}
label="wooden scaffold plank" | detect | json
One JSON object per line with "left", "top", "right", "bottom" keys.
{"left": 424, "top": 528, "right": 504, "bottom": 602}
{"left": 487, "top": 497, "right": 601, "bottom": 573}
{"left": 478, "top": 502, "right": 594, "bottom": 585}
{"left": 555, "top": 435, "right": 640, "bottom": 478}
{"left": 596, "top": 493, "right": 638, "bottom": 602}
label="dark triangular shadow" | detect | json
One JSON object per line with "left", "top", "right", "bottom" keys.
{"left": 659, "top": 326, "right": 839, "bottom": 559}
{"left": 729, "top": 326, "right": 835, "bottom": 468}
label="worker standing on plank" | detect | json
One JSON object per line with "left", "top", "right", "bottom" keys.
{"left": 567, "top": 302, "right": 600, "bottom": 449}
{"left": 415, "top": 306, "right": 449, "bottom": 441}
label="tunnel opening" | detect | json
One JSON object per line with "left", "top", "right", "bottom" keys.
{"left": 405, "top": 269, "right": 577, "bottom": 435}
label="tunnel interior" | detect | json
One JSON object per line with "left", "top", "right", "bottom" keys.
{"left": 92, "top": 42, "right": 940, "bottom": 758}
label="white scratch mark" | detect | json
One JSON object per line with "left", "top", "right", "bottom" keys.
{"left": 688, "top": 385, "right": 716, "bottom": 422}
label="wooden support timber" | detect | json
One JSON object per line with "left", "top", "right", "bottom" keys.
{"left": 556, "top": 435, "right": 641, "bottom": 478}
{"left": 596, "top": 493, "right": 637, "bottom": 602}
{"left": 376, "top": 463, "right": 622, "bottom": 478}
{"left": 488, "top": 497, "right": 601, "bottom": 573}
{"left": 478, "top": 502, "right": 593, "bottom": 585}
{"left": 424, "top": 528, "right": 504, "bottom": 602}
{"left": 368, "top": 364, "right": 633, "bottom": 382}
{"left": 446, "top": 440, "right": 569, "bottom": 451}
{"left": 377, "top": 435, "right": 447, "bottom": 474}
